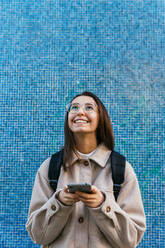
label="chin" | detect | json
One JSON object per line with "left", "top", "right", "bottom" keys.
{"left": 73, "top": 128, "right": 88, "bottom": 133}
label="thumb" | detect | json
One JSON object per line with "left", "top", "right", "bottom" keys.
{"left": 64, "top": 186, "right": 69, "bottom": 193}
{"left": 91, "top": 185, "right": 98, "bottom": 193}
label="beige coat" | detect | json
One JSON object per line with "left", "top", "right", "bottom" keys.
{"left": 26, "top": 144, "right": 146, "bottom": 248}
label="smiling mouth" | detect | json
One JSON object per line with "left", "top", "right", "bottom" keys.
{"left": 74, "top": 120, "right": 89, "bottom": 123}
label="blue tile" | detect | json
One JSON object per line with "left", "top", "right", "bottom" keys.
{"left": 0, "top": 0, "right": 164, "bottom": 247}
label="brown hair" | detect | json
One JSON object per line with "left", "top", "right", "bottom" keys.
{"left": 63, "top": 91, "right": 114, "bottom": 169}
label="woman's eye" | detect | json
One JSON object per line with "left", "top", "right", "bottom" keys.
{"left": 71, "top": 105, "right": 79, "bottom": 111}
{"left": 85, "top": 105, "right": 94, "bottom": 111}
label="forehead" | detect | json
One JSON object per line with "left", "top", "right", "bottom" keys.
{"left": 71, "top": 96, "right": 96, "bottom": 105}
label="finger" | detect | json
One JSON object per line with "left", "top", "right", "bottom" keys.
{"left": 65, "top": 198, "right": 79, "bottom": 203}
{"left": 79, "top": 197, "right": 96, "bottom": 203}
{"left": 78, "top": 195, "right": 96, "bottom": 202}
{"left": 91, "top": 185, "right": 98, "bottom": 193}
{"left": 68, "top": 197, "right": 80, "bottom": 204}
{"left": 61, "top": 191, "right": 79, "bottom": 203}
{"left": 64, "top": 194, "right": 79, "bottom": 201}
{"left": 64, "top": 186, "right": 69, "bottom": 193}
{"left": 75, "top": 191, "right": 95, "bottom": 198}
{"left": 64, "top": 191, "right": 80, "bottom": 199}
{"left": 63, "top": 187, "right": 79, "bottom": 198}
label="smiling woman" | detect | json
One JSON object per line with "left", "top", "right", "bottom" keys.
{"left": 68, "top": 96, "right": 99, "bottom": 140}
{"left": 26, "top": 91, "right": 146, "bottom": 248}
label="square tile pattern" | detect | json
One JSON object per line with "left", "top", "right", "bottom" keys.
{"left": 0, "top": 0, "right": 164, "bottom": 247}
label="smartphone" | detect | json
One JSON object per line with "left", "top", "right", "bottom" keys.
{"left": 67, "top": 183, "right": 92, "bottom": 194}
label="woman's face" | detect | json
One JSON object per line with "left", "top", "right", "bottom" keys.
{"left": 68, "top": 96, "right": 99, "bottom": 135}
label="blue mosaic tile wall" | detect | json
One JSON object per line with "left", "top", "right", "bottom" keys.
{"left": 0, "top": 0, "right": 164, "bottom": 247}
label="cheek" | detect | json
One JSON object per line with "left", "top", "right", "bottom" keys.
{"left": 94, "top": 120, "right": 99, "bottom": 129}
{"left": 93, "top": 114, "right": 99, "bottom": 127}
{"left": 68, "top": 114, "right": 73, "bottom": 128}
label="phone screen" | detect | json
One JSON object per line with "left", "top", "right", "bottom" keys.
{"left": 67, "top": 183, "right": 92, "bottom": 193}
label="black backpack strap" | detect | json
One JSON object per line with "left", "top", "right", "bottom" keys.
{"left": 111, "top": 151, "right": 126, "bottom": 201}
{"left": 48, "top": 149, "right": 64, "bottom": 191}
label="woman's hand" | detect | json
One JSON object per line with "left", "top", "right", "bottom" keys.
{"left": 75, "top": 185, "right": 105, "bottom": 208}
{"left": 57, "top": 186, "right": 80, "bottom": 206}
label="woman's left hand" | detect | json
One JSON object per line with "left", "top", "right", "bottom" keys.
{"left": 75, "top": 185, "right": 105, "bottom": 208}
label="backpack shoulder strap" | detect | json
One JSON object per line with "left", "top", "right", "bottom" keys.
{"left": 110, "top": 151, "right": 126, "bottom": 201}
{"left": 48, "top": 149, "right": 64, "bottom": 191}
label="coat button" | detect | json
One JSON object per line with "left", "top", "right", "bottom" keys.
{"left": 78, "top": 217, "right": 84, "bottom": 223}
{"left": 106, "top": 206, "right": 111, "bottom": 213}
{"left": 51, "top": 205, "right": 56, "bottom": 211}
{"left": 84, "top": 160, "right": 89, "bottom": 166}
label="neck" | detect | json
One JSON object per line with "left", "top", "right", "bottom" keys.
{"left": 73, "top": 133, "right": 98, "bottom": 154}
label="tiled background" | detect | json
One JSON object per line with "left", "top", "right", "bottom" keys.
{"left": 0, "top": 0, "right": 164, "bottom": 247}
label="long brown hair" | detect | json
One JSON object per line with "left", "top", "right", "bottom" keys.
{"left": 63, "top": 91, "right": 114, "bottom": 169}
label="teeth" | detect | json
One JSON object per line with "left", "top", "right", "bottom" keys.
{"left": 75, "top": 120, "right": 88, "bottom": 123}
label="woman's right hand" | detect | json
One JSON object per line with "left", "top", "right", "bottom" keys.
{"left": 57, "top": 186, "right": 80, "bottom": 206}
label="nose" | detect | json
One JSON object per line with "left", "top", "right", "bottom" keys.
{"left": 76, "top": 106, "right": 85, "bottom": 115}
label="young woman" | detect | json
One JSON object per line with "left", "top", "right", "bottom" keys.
{"left": 26, "top": 91, "right": 146, "bottom": 248}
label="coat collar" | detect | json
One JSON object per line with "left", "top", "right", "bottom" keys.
{"left": 66, "top": 143, "right": 111, "bottom": 168}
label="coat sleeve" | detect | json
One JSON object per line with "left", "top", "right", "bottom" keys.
{"left": 88, "top": 162, "right": 146, "bottom": 248}
{"left": 25, "top": 159, "right": 73, "bottom": 246}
